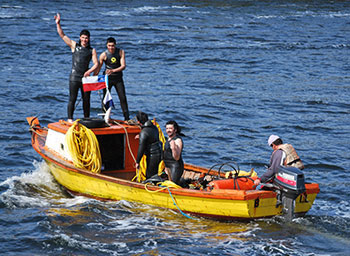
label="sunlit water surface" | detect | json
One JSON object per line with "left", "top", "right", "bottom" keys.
{"left": 0, "top": 1, "right": 349, "bottom": 255}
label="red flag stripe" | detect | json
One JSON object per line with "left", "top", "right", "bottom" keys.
{"left": 83, "top": 82, "right": 106, "bottom": 92}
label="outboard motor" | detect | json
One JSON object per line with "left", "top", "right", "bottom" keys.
{"left": 273, "top": 166, "right": 306, "bottom": 220}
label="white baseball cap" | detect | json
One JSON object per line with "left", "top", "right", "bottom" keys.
{"left": 268, "top": 135, "right": 280, "bottom": 146}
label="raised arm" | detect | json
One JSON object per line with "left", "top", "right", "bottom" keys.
{"left": 54, "top": 13, "right": 75, "bottom": 52}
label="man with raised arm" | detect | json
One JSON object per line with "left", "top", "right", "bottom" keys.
{"left": 54, "top": 13, "right": 98, "bottom": 122}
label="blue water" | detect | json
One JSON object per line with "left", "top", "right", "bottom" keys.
{"left": 1, "top": 0, "right": 350, "bottom": 255}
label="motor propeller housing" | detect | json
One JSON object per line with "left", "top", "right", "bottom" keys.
{"left": 273, "top": 166, "right": 306, "bottom": 220}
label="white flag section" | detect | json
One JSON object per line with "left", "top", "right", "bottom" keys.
{"left": 104, "top": 106, "right": 112, "bottom": 124}
{"left": 103, "top": 87, "right": 114, "bottom": 123}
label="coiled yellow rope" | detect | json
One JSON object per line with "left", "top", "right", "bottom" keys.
{"left": 65, "top": 120, "right": 101, "bottom": 173}
{"left": 144, "top": 180, "right": 182, "bottom": 193}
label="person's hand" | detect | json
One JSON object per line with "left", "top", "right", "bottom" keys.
{"left": 254, "top": 179, "right": 261, "bottom": 186}
{"left": 135, "top": 134, "right": 139, "bottom": 139}
{"left": 54, "top": 13, "right": 60, "bottom": 24}
{"left": 83, "top": 71, "right": 91, "bottom": 77}
{"left": 106, "top": 69, "right": 114, "bottom": 75}
{"left": 135, "top": 163, "right": 140, "bottom": 169}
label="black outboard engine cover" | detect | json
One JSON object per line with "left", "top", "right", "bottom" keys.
{"left": 273, "top": 166, "right": 306, "bottom": 200}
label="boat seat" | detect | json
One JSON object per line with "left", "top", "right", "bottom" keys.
{"left": 210, "top": 176, "right": 257, "bottom": 190}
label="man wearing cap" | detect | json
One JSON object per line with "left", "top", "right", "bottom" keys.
{"left": 254, "top": 134, "right": 304, "bottom": 186}
{"left": 255, "top": 135, "right": 304, "bottom": 186}
{"left": 254, "top": 135, "right": 286, "bottom": 186}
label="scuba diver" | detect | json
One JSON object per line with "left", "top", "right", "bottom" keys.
{"left": 135, "top": 111, "right": 162, "bottom": 179}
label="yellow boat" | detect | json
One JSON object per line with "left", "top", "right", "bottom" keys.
{"left": 27, "top": 116, "right": 319, "bottom": 220}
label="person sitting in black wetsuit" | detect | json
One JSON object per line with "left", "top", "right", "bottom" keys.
{"left": 135, "top": 111, "right": 162, "bottom": 179}
{"left": 163, "top": 120, "right": 185, "bottom": 185}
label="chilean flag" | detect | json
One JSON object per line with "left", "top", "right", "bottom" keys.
{"left": 82, "top": 75, "right": 107, "bottom": 92}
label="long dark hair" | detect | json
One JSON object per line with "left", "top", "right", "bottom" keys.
{"left": 166, "top": 120, "right": 185, "bottom": 136}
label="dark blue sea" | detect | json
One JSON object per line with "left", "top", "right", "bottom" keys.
{"left": 1, "top": 0, "right": 350, "bottom": 255}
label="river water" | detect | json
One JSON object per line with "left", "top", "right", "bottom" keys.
{"left": 0, "top": 0, "right": 350, "bottom": 255}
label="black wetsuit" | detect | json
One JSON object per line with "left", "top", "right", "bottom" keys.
{"left": 136, "top": 120, "right": 162, "bottom": 179}
{"left": 68, "top": 43, "right": 92, "bottom": 119}
{"left": 103, "top": 49, "right": 129, "bottom": 120}
{"left": 164, "top": 135, "right": 184, "bottom": 184}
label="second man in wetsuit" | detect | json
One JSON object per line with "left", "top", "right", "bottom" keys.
{"left": 94, "top": 37, "right": 130, "bottom": 121}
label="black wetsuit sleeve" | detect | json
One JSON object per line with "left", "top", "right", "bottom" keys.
{"left": 260, "top": 150, "right": 283, "bottom": 183}
{"left": 136, "top": 131, "right": 147, "bottom": 163}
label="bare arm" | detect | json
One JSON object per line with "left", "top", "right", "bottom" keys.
{"left": 93, "top": 52, "right": 106, "bottom": 75}
{"left": 54, "top": 13, "right": 76, "bottom": 52}
{"left": 105, "top": 49, "right": 126, "bottom": 75}
{"left": 170, "top": 138, "right": 183, "bottom": 161}
{"left": 82, "top": 48, "right": 98, "bottom": 77}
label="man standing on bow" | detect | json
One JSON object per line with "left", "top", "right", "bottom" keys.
{"left": 54, "top": 13, "right": 98, "bottom": 122}
{"left": 94, "top": 37, "right": 130, "bottom": 121}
